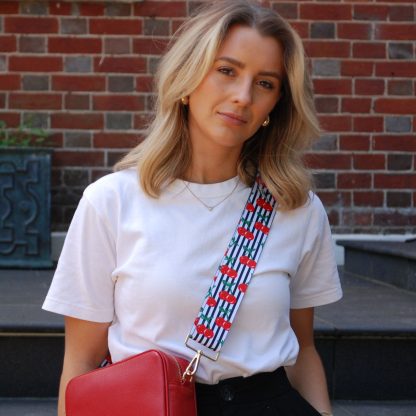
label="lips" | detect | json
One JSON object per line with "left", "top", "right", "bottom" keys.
{"left": 217, "top": 111, "right": 247, "bottom": 125}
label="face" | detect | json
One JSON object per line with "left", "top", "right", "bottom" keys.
{"left": 187, "top": 25, "right": 285, "bottom": 156}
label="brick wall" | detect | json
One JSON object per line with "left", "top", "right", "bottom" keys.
{"left": 0, "top": 0, "right": 415, "bottom": 233}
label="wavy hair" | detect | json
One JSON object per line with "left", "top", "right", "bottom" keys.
{"left": 114, "top": 0, "right": 320, "bottom": 210}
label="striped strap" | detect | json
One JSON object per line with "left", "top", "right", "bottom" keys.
{"left": 186, "top": 174, "right": 277, "bottom": 360}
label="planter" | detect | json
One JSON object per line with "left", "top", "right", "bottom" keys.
{"left": 0, "top": 148, "right": 53, "bottom": 268}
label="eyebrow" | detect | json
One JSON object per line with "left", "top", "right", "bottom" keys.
{"left": 215, "top": 56, "right": 283, "bottom": 81}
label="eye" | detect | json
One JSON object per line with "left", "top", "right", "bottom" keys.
{"left": 258, "top": 80, "right": 274, "bottom": 90}
{"left": 217, "top": 67, "right": 234, "bottom": 76}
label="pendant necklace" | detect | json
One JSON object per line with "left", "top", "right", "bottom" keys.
{"left": 183, "top": 179, "right": 240, "bottom": 211}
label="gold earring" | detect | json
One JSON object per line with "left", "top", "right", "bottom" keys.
{"left": 181, "top": 96, "right": 189, "bottom": 105}
{"left": 262, "top": 115, "right": 270, "bottom": 127}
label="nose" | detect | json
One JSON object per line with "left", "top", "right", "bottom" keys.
{"left": 231, "top": 78, "right": 253, "bottom": 107}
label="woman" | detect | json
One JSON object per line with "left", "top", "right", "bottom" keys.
{"left": 43, "top": 1, "right": 342, "bottom": 415}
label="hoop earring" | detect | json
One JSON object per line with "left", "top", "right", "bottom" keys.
{"left": 181, "top": 96, "right": 189, "bottom": 105}
{"left": 262, "top": 115, "right": 270, "bottom": 127}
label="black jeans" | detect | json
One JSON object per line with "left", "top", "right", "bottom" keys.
{"left": 195, "top": 367, "right": 321, "bottom": 416}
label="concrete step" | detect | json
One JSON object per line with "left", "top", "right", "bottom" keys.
{"left": 1, "top": 398, "right": 416, "bottom": 416}
{"left": 1, "top": 268, "right": 415, "bottom": 399}
{"left": 338, "top": 239, "right": 416, "bottom": 291}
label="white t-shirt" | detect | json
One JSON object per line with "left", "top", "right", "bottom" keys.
{"left": 43, "top": 168, "right": 342, "bottom": 384}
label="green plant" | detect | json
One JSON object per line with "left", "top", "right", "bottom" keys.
{"left": 0, "top": 118, "right": 50, "bottom": 148}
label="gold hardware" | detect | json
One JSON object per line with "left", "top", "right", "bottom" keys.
{"left": 185, "top": 335, "right": 220, "bottom": 361}
{"left": 182, "top": 350, "right": 202, "bottom": 383}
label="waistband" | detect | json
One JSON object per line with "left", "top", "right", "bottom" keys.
{"left": 195, "top": 367, "right": 291, "bottom": 403}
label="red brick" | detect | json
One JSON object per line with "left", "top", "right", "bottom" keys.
{"left": 353, "top": 42, "right": 386, "bottom": 59}
{"left": 107, "top": 151, "right": 128, "bottom": 167}
{"left": 340, "top": 135, "right": 370, "bottom": 151}
{"left": 374, "top": 174, "right": 416, "bottom": 189}
{"left": 374, "top": 212, "right": 416, "bottom": 227}
{"left": 5, "top": 17, "right": 58, "bottom": 34}
{"left": 136, "top": 76, "right": 154, "bottom": 93}
{"left": 93, "top": 133, "right": 142, "bottom": 148}
{"left": 51, "top": 113, "right": 103, "bottom": 130}
{"left": 388, "top": 80, "right": 413, "bottom": 96}
{"left": 317, "top": 191, "right": 352, "bottom": 207}
{"left": 134, "top": 113, "right": 152, "bottom": 129}
{"left": 313, "top": 79, "right": 352, "bottom": 95}
{"left": 104, "top": 38, "right": 131, "bottom": 55}
{"left": 94, "top": 57, "right": 146, "bottom": 74}
{"left": 0, "top": 112, "right": 20, "bottom": 127}
{"left": 9, "top": 93, "right": 62, "bottom": 110}
{"left": 389, "top": 6, "right": 415, "bottom": 22}
{"left": 341, "top": 61, "right": 373, "bottom": 76}
{"left": 0, "top": 2, "right": 19, "bottom": 13}
{"left": 338, "top": 173, "right": 371, "bottom": 189}
{"left": 353, "top": 117, "right": 384, "bottom": 132}
{"left": 0, "top": 94, "right": 5, "bottom": 109}
{"left": 373, "top": 135, "right": 416, "bottom": 152}
{"left": 305, "top": 153, "right": 351, "bottom": 170}
{"left": 327, "top": 210, "right": 339, "bottom": 227}
{"left": 93, "top": 95, "right": 145, "bottom": 111}
{"left": 342, "top": 98, "right": 371, "bottom": 113}
{"left": 290, "top": 22, "right": 309, "bottom": 39}
{"left": 49, "top": 37, "right": 101, "bottom": 54}
{"left": 353, "top": 5, "right": 389, "bottom": 21}
{"left": 343, "top": 211, "right": 373, "bottom": 226}
{"left": 90, "top": 19, "right": 142, "bottom": 35}
{"left": 376, "top": 62, "right": 416, "bottom": 77}
{"left": 65, "top": 94, "right": 90, "bottom": 110}
{"left": 272, "top": 3, "right": 298, "bottom": 19}
{"left": 79, "top": 3, "right": 105, "bottom": 16}
{"left": 49, "top": 1, "right": 72, "bottom": 15}
{"left": 304, "top": 41, "right": 350, "bottom": 58}
{"left": 375, "top": 99, "right": 416, "bottom": 114}
{"left": 300, "top": 4, "right": 351, "bottom": 20}
{"left": 133, "top": 38, "right": 170, "bottom": 55}
{"left": 53, "top": 150, "right": 104, "bottom": 167}
{"left": 9, "top": 56, "right": 62, "bottom": 72}
{"left": 353, "top": 154, "right": 385, "bottom": 170}
{"left": 0, "top": 35, "right": 16, "bottom": 52}
{"left": 338, "top": 23, "right": 371, "bottom": 40}
{"left": 314, "top": 97, "right": 339, "bottom": 114}
{"left": 376, "top": 24, "right": 416, "bottom": 40}
{"left": 355, "top": 79, "right": 384, "bottom": 95}
{"left": 53, "top": 75, "right": 106, "bottom": 92}
{"left": 0, "top": 74, "right": 20, "bottom": 90}
{"left": 319, "top": 115, "right": 352, "bottom": 132}
{"left": 134, "top": 1, "right": 186, "bottom": 18}
{"left": 354, "top": 191, "right": 384, "bottom": 207}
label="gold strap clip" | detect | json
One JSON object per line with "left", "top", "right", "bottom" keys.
{"left": 181, "top": 350, "right": 202, "bottom": 383}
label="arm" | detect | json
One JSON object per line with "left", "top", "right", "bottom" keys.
{"left": 284, "top": 307, "right": 332, "bottom": 415}
{"left": 58, "top": 317, "right": 111, "bottom": 416}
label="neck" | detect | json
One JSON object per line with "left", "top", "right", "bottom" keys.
{"left": 183, "top": 144, "right": 241, "bottom": 184}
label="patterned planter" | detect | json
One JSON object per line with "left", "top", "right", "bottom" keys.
{"left": 0, "top": 148, "right": 52, "bottom": 268}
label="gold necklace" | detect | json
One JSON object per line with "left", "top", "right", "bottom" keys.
{"left": 183, "top": 179, "right": 240, "bottom": 211}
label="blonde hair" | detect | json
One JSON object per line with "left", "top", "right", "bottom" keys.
{"left": 115, "top": 0, "right": 320, "bottom": 210}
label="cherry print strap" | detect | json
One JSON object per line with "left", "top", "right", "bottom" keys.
{"left": 185, "top": 173, "right": 277, "bottom": 362}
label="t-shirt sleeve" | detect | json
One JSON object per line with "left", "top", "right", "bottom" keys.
{"left": 289, "top": 195, "right": 342, "bottom": 309}
{"left": 42, "top": 194, "right": 116, "bottom": 322}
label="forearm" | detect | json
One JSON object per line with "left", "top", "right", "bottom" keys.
{"left": 57, "top": 359, "right": 100, "bottom": 416}
{"left": 285, "top": 345, "right": 332, "bottom": 415}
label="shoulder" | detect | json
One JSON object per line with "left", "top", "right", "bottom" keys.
{"left": 281, "top": 191, "right": 327, "bottom": 222}
{"left": 83, "top": 168, "right": 140, "bottom": 212}
{"left": 84, "top": 168, "right": 138, "bottom": 199}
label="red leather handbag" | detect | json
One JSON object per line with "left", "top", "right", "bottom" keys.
{"left": 66, "top": 349, "right": 197, "bottom": 416}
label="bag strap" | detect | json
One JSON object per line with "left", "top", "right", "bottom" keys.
{"left": 183, "top": 174, "right": 277, "bottom": 379}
